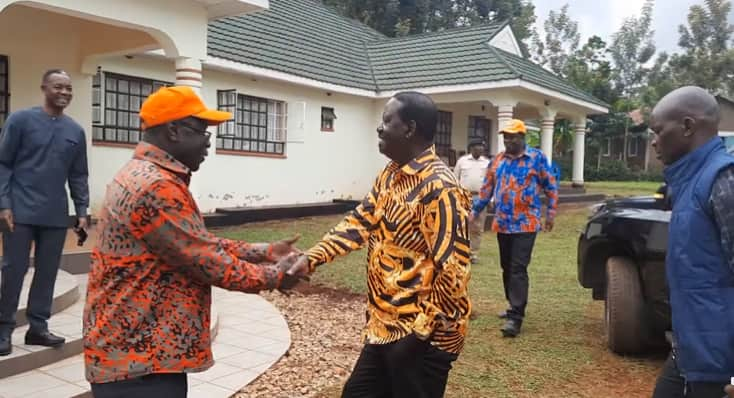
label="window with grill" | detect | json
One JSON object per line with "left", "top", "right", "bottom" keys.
{"left": 0, "top": 55, "right": 8, "bottom": 129}
{"left": 435, "top": 111, "right": 452, "bottom": 157}
{"left": 92, "top": 71, "right": 170, "bottom": 144}
{"left": 321, "top": 107, "right": 336, "bottom": 132}
{"left": 468, "top": 116, "right": 490, "bottom": 146}
{"left": 216, "top": 90, "right": 286, "bottom": 155}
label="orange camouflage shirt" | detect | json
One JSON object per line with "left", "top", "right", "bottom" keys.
{"left": 83, "top": 142, "right": 282, "bottom": 384}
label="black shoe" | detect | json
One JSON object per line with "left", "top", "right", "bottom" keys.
{"left": 25, "top": 330, "right": 65, "bottom": 347}
{"left": 0, "top": 336, "right": 11, "bottom": 356}
{"left": 501, "top": 319, "right": 521, "bottom": 338}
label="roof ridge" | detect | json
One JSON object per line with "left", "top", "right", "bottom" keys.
{"left": 492, "top": 46, "right": 610, "bottom": 108}
{"left": 303, "top": 0, "right": 387, "bottom": 39}
{"left": 367, "top": 20, "right": 506, "bottom": 45}
{"left": 487, "top": 44, "right": 522, "bottom": 80}
{"left": 362, "top": 40, "right": 380, "bottom": 92}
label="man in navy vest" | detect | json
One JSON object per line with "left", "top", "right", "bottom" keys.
{"left": 650, "top": 86, "right": 734, "bottom": 398}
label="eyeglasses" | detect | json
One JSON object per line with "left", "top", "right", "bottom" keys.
{"left": 175, "top": 122, "right": 212, "bottom": 139}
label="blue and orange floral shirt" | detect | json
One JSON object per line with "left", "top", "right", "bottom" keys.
{"left": 472, "top": 146, "right": 558, "bottom": 233}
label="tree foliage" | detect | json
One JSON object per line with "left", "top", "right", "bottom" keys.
{"left": 530, "top": 4, "right": 580, "bottom": 76}
{"left": 320, "top": 0, "right": 537, "bottom": 51}
{"left": 608, "top": 0, "right": 656, "bottom": 97}
{"left": 667, "top": 0, "right": 734, "bottom": 96}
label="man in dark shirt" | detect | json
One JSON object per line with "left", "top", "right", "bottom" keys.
{"left": 650, "top": 86, "right": 734, "bottom": 398}
{"left": 0, "top": 69, "right": 89, "bottom": 355}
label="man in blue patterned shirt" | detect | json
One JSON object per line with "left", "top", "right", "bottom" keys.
{"left": 471, "top": 119, "right": 558, "bottom": 337}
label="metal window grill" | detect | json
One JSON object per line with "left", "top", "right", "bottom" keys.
{"left": 92, "top": 71, "right": 170, "bottom": 144}
{"left": 216, "top": 90, "right": 286, "bottom": 155}
{"left": 435, "top": 110, "right": 452, "bottom": 157}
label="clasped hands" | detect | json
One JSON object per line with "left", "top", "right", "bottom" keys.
{"left": 266, "top": 235, "right": 313, "bottom": 291}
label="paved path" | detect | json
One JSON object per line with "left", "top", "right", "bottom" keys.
{"left": 0, "top": 274, "right": 291, "bottom": 398}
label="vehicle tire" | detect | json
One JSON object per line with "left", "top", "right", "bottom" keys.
{"left": 605, "top": 256, "right": 646, "bottom": 354}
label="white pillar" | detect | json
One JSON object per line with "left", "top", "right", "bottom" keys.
{"left": 540, "top": 108, "right": 557, "bottom": 164}
{"left": 494, "top": 104, "right": 515, "bottom": 155}
{"left": 572, "top": 117, "right": 587, "bottom": 187}
{"left": 175, "top": 57, "right": 203, "bottom": 94}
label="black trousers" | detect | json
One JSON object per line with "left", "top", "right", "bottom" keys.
{"left": 497, "top": 232, "right": 537, "bottom": 322}
{"left": 91, "top": 373, "right": 188, "bottom": 398}
{"left": 0, "top": 224, "right": 67, "bottom": 336}
{"left": 341, "top": 334, "right": 458, "bottom": 398}
{"left": 652, "top": 352, "right": 728, "bottom": 398}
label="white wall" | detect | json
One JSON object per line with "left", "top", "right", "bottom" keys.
{"left": 0, "top": 0, "right": 209, "bottom": 59}
{"left": 197, "top": 68, "right": 385, "bottom": 212}
{"left": 91, "top": 56, "right": 386, "bottom": 214}
{"left": 89, "top": 56, "right": 177, "bottom": 215}
{"left": 0, "top": 5, "right": 93, "bottom": 217}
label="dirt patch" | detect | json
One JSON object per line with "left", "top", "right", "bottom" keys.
{"left": 233, "top": 284, "right": 365, "bottom": 398}
{"left": 290, "top": 282, "right": 364, "bottom": 301}
{"left": 545, "top": 302, "right": 665, "bottom": 398}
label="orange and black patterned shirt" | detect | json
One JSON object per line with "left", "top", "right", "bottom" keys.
{"left": 84, "top": 142, "right": 282, "bottom": 384}
{"left": 307, "top": 146, "right": 473, "bottom": 354}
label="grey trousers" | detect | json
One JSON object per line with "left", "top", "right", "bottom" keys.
{"left": 0, "top": 224, "right": 67, "bottom": 336}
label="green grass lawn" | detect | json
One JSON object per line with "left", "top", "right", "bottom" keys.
{"left": 217, "top": 204, "right": 663, "bottom": 397}
{"left": 583, "top": 181, "right": 662, "bottom": 197}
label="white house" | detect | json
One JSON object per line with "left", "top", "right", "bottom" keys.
{"left": 0, "top": 0, "right": 608, "bottom": 216}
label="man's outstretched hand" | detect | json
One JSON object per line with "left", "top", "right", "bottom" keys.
{"left": 287, "top": 255, "right": 311, "bottom": 278}
{"left": 276, "top": 254, "right": 311, "bottom": 292}
{"left": 270, "top": 235, "right": 301, "bottom": 260}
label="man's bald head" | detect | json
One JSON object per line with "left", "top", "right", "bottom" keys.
{"left": 650, "top": 86, "right": 721, "bottom": 165}
{"left": 652, "top": 86, "right": 720, "bottom": 134}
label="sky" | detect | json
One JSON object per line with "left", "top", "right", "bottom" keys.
{"left": 533, "top": 0, "right": 734, "bottom": 54}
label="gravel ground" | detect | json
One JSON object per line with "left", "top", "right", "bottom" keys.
{"left": 234, "top": 285, "right": 365, "bottom": 398}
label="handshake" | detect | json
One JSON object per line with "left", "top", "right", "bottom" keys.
{"left": 262, "top": 235, "right": 312, "bottom": 292}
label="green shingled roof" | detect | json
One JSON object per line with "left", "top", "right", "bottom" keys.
{"left": 207, "top": 0, "right": 607, "bottom": 109}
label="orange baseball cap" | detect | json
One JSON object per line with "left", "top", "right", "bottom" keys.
{"left": 500, "top": 119, "right": 527, "bottom": 135}
{"left": 139, "top": 86, "right": 232, "bottom": 129}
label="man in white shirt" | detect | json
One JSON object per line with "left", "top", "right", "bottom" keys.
{"left": 454, "top": 139, "right": 491, "bottom": 263}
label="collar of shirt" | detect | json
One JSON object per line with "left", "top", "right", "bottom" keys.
{"left": 388, "top": 145, "right": 437, "bottom": 176}
{"left": 133, "top": 142, "right": 192, "bottom": 184}
{"left": 461, "top": 154, "right": 489, "bottom": 162}
{"left": 499, "top": 146, "right": 530, "bottom": 161}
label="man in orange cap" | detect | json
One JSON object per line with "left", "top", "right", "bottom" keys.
{"left": 83, "top": 86, "right": 301, "bottom": 397}
{"left": 471, "top": 119, "right": 558, "bottom": 337}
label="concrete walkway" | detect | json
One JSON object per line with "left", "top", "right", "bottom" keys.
{"left": 0, "top": 273, "right": 291, "bottom": 398}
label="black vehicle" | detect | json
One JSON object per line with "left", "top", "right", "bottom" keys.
{"left": 577, "top": 185, "right": 672, "bottom": 354}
